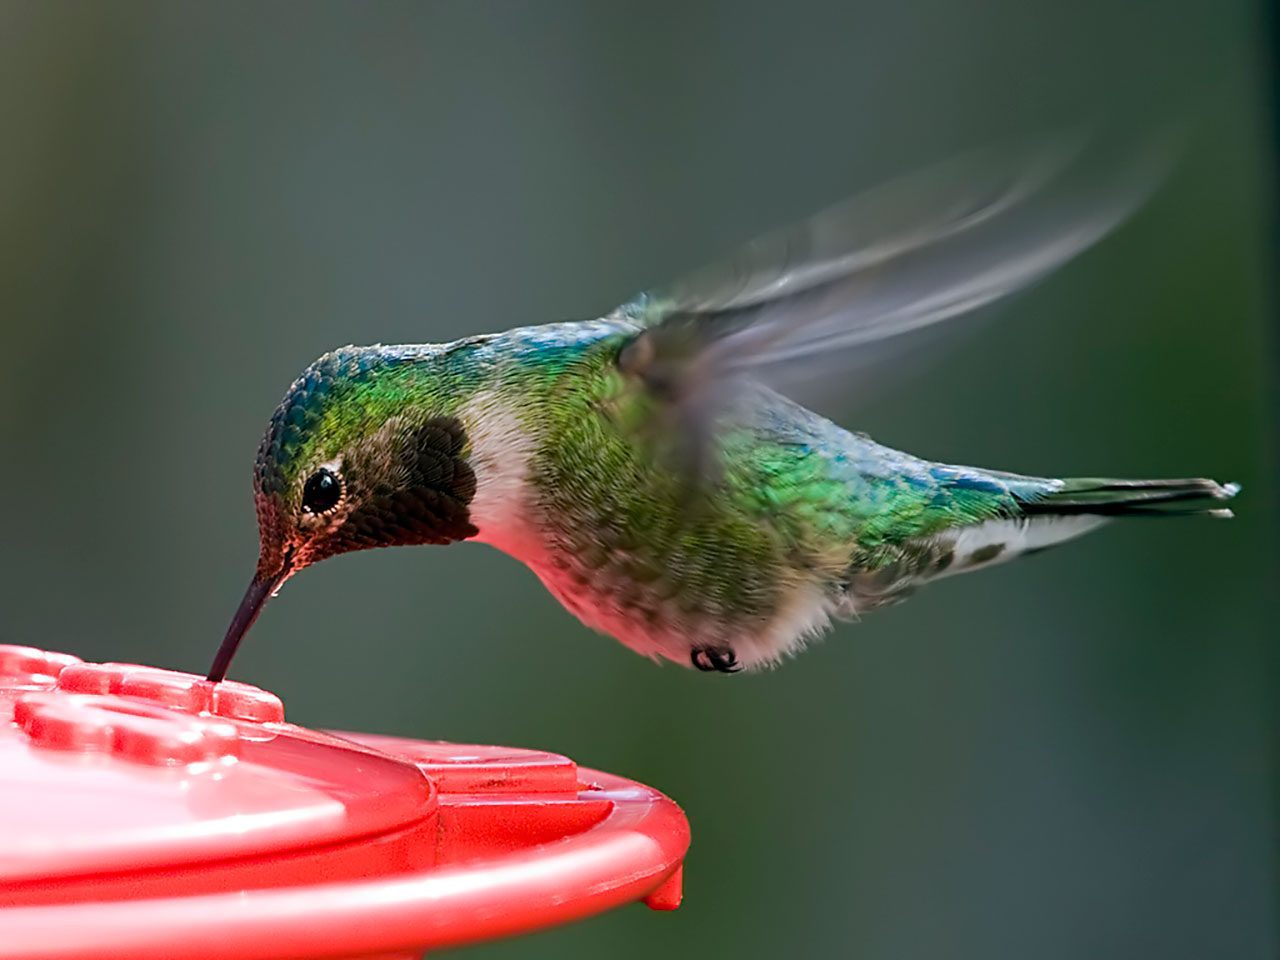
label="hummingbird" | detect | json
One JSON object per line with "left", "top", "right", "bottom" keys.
{"left": 207, "top": 136, "right": 1238, "bottom": 682}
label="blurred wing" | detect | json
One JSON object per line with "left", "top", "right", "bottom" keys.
{"left": 614, "top": 132, "right": 1170, "bottom": 457}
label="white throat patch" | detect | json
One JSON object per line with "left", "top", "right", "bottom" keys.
{"left": 460, "top": 393, "right": 538, "bottom": 555}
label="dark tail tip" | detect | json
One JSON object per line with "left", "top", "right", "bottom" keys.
{"left": 1020, "top": 477, "right": 1240, "bottom": 518}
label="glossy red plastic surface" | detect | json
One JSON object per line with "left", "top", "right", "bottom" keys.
{"left": 0, "top": 645, "right": 689, "bottom": 959}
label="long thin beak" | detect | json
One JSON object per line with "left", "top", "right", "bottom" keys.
{"left": 206, "top": 562, "right": 291, "bottom": 683}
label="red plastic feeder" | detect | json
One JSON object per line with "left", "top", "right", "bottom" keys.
{"left": 0, "top": 644, "right": 689, "bottom": 959}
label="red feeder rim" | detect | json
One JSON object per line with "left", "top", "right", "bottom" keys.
{"left": 0, "top": 644, "right": 689, "bottom": 960}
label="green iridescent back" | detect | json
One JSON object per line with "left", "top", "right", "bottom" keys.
{"left": 491, "top": 320, "right": 1041, "bottom": 639}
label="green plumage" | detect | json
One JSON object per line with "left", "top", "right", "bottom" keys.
{"left": 225, "top": 319, "right": 1235, "bottom": 675}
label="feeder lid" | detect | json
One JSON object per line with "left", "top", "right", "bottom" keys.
{"left": 1, "top": 656, "right": 433, "bottom": 885}
{"left": 0, "top": 644, "right": 689, "bottom": 960}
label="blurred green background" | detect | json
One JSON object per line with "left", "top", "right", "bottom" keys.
{"left": 1, "top": 2, "right": 1275, "bottom": 958}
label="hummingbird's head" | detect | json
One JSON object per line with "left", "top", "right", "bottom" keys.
{"left": 208, "top": 346, "right": 479, "bottom": 681}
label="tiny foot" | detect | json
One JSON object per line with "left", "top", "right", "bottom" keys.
{"left": 691, "top": 646, "right": 741, "bottom": 674}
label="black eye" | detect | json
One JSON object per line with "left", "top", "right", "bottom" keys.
{"left": 301, "top": 469, "right": 343, "bottom": 514}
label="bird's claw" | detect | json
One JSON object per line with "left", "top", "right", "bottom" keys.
{"left": 691, "top": 646, "right": 741, "bottom": 674}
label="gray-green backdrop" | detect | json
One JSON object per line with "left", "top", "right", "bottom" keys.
{"left": 1, "top": 3, "right": 1274, "bottom": 958}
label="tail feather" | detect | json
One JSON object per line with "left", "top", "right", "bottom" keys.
{"left": 1019, "top": 477, "right": 1240, "bottom": 518}
{"left": 882, "top": 475, "right": 1238, "bottom": 596}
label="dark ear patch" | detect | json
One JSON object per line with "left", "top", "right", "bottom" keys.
{"left": 408, "top": 418, "right": 478, "bottom": 505}
{"left": 327, "top": 416, "right": 479, "bottom": 554}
